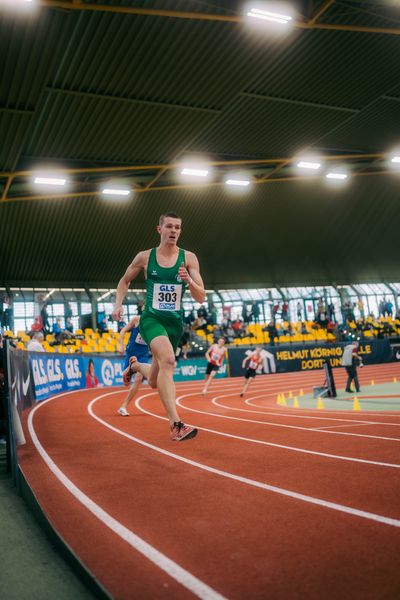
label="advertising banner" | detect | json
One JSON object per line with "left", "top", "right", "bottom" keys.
{"left": 174, "top": 359, "right": 228, "bottom": 382}
{"left": 227, "top": 340, "right": 392, "bottom": 377}
{"left": 30, "top": 354, "right": 125, "bottom": 401}
{"left": 27, "top": 354, "right": 227, "bottom": 401}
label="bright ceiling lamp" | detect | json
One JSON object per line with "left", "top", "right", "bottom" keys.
{"left": 101, "top": 186, "right": 132, "bottom": 197}
{"left": 178, "top": 159, "right": 212, "bottom": 182}
{"left": 326, "top": 172, "right": 348, "bottom": 180}
{"left": 32, "top": 172, "right": 69, "bottom": 190}
{"left": 34, "top": 176, "right": 67, "bottom": 186}
{"left": 181, "top": 167, "right": 209, "bottom": 177}
{"left": 390, "top": 155, "right": 400, "bottom": 165}
{"left": 247, "top": 6, "right": 292, "bottom": 24}
{"left": 225, "top": 177, "right": 251, "bottom": 187}
{"left": 296, "top": 160, "right": 321, "bottom": 170}
{"left": 0, "top": 0, "right": 36, "bottom": 9}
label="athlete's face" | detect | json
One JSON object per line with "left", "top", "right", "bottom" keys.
{"left": 157, "top": 218, "right": 182, "bottom": 245}
{"left": 218, "top": 338, "right": 225, "bottom": 346}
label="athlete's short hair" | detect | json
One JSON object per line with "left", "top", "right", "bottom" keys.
{"left": 159, "top": 212, "right": 181, "bottom": 225}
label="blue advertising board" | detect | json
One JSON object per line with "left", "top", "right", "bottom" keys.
{"left": 28, "top": 354, "right": 228, "bottom": 401}
{"left": 30, "top": 354, "right": 125, "bottom": 401}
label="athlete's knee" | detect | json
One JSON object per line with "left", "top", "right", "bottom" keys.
{"left": 158, "top": 354, "right": 176, "bottom": 372}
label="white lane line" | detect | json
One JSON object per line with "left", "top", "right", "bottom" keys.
{"left": 213, "top": 395, "right": 400, "bottom": 427}
{"left": 28, "top": 390, "right": 227, "bottom": 600}
{"left": 139, "top": 394, "right": 400, "bottom": 469}
{"left": 177, "top": 396, "right": 400, "bottom": 443}
{"left": 215, "top": 395, "right": 385, "bottom": 424}
{"left": 89, "top": 391, "right": 400, "bottom": 528}
{"left": 310, "top": 424, "right": 383, "bottom": 431}
{"left": 243, "top": 397, "right": 400, "bottom": 419}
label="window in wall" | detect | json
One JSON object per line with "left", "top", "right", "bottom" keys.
{"left": 14, "top": 301, "right": 34, "bottom": 332}
{"left": 81, "top": 302, "right": 92, "bottom": 315}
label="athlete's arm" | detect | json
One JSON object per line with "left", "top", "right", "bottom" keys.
{"left": 205, "top": 346, "right": 213, "bottom": 362}
{"left": 178, "top": 252, "right": 206, "bottom": 304}
{"left": 118, "top": 316, "right": 139, "bottom": 353}
{"left": 112, "top": 252, "right": 148, "bottom": 320}
{"left": 242, "top": 355, "right": 250, "bottom": 369}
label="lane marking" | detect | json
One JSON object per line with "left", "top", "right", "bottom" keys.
{"left": 244, "top": 397, "right": 400, "bottom": 419}
{"left": 136, "top": 394, "right": 400, "bottom": 468}
{"left": 177, "top": 396, "right": 400, "bottom": 442}
{"left": 310, "top": 424, "right": 382, "bottom": 431}
{"left": 213, "top": 395, "right": 400, "bottom": 427}
{"left": 88, "top": 391, "right": 400, "bottom": 528}
{"left": 28, "top": 391, "right": 227, "bottom": 600}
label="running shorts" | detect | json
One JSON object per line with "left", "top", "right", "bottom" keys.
{"left": 245, "top": 368, "right": 257, "bottom": 379}
{"left": 139, "top": 311, "right": 183, "bottom": 352}
{"left": 206, "top": 363, "right": 220, "bottom": 375}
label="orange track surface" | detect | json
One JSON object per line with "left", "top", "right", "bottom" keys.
{"left": 18, "top": 364, "right": 400, "bottom": 599}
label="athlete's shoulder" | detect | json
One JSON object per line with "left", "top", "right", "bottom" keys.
{"left": 184, "top": 249, "right": 200, "bottom": 265}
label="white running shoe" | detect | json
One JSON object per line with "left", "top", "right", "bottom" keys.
{"left": 118, "top": 407, "right": 130, "bottom": 416}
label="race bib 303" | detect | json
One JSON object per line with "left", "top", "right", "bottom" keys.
{"left": 152, "top": 283, "right": 182, "bottom": 311}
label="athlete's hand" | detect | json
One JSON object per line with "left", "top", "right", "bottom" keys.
{"left": 112, "top": 305, "right": 124, "bottom": 321}
{"left": 118, "top": 344, "right": 124, "bottom": 355}
{"left": 178, "top": 262, "right": 192, "bottom": 284}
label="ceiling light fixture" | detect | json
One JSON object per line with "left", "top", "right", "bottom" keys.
{"left": 34, "top": 176, "right": 67, "bottom": 186}
{"left": 326, "top": 172, "right": 348, "bottom": 180}
{"left": 225, "top": 178, "right": 251, "bottom": 187}
{"left": 297, "top": 161, "right": 321, "bottom": 170}
{"left": 101, "top": 187, "right": 131, "bottom": 196}
{"left": 180, "top": 168, "right": 209, "bottom": 177}
{"left": 247, "top": 7, "right": 292, "bottom": 24}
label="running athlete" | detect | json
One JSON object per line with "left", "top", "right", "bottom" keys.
{"left": 112, "top": 213, "right": 205, "bottom": 441}
{"left": 240, "top": 347, "right": 263, "bottom": 397}
{"left": 202, "top": 337, "right": 227, "bottom": 395}
{"left": 118, "top": 316, "right": 150, "bottom": 416}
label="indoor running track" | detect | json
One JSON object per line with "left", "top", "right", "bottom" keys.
{"left": 19, "top": 364, "right": 400, "bottom": 600}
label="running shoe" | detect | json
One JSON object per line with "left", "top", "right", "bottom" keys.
{"left": 118, "top": 407, "right": 130, "bottom": 416}
{"left": 170, "top": 421, "right": 198, "bottom": 441}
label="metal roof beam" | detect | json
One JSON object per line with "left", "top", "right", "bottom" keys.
{"left": 0, "top": 167, "right": 394, "bottom": 205}
{"left": 240, "top": 91, "right": 359, "bottom": 113}
{"left": 0, "top": 107, "right": 35, "bottom": 115}
{"left": 36, "top": 1, "right": 400, "bottom": 37}
{"left": 45, "top": 86, "right": 220, "bottom": 114}
{"left": 308, "top": 0, "right": 335, "bottom": 26}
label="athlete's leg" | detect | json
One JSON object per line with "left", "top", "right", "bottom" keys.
{"left": 127, "top": 357, "right": 156, "bottom": 385}
{"left": 148, "top": 335, "right": 180, "bottom": 425}
{"left": 119, "top": 372, "right": 144, "bottom": 414}
{"left": 240, "top": 376, "right": 253, "bottom": 397}
{"left": 202, "top": 369, "right": 217, "bottom": 395}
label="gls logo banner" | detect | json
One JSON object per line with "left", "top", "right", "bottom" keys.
{"left": 28, "top": 355, "right": 125, "bottom": 401}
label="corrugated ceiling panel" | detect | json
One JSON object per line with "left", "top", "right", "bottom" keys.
{"left": 319, "top": 98, "right": 400, "bottom": 152}
{"left": 0, "top": 9, "right": 71, "bottom": 110}
{"left": 47, "top": 10, "right": 299, "bottom": 110}
{"left": 191, "top": 95, "right": 348, "bottom": 157}
{"left": 1, "top": 173, "right": 399, "bottom": 287}
{"left": 0, "top": 111, "right": 33, "bottom": 170}
{"left": 22, "top": 93, "right": 218, "bottom": 163}
{"left": 245, "top": 29, "right": 400, "bottom": 110}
